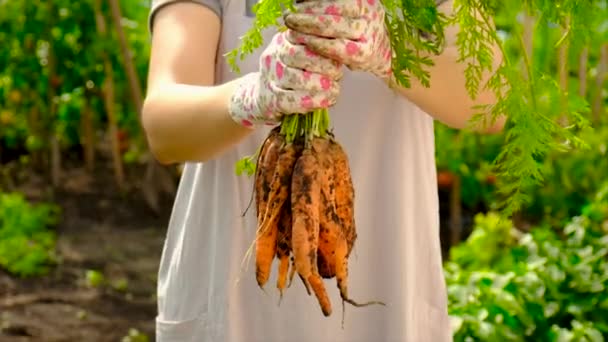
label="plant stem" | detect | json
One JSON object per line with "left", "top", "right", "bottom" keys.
{"left": 518, "top": 32, "right": 537, "bottom": 110}
{"left": 279, "top": 108, "right": 331, "bottom": 145}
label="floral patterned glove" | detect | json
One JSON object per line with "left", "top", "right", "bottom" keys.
{"left": 228, "top": 31, "right": 343, "bottom": 128}
{"left": 284, "top": 0, "right": 392, "bottom": 82}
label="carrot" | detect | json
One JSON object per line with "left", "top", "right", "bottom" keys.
{"left": 327, "top": 139, "right": 385, "bottom": 317}
{"left": 255, "top": 130, "right": 283, "bottom": 222}
{"left": 243, "top": 112, "right": 383, "bottom": 321}
{"left": 240, "top": 128, "right": 280, "bottom": 218}
{"left": 276, "top": 201, "right": 291, "bottom": 297}
{"left": 287, "top": 255, "right": 298, "bottom": 287}
{"left": 276, "top": 137, "right": 304, "bottom": 296}
{"left": 291, "top": 148, "right": 332, "bottom": 316}
{"left": 259, "top": 142, "right": 297, "bottom": 227}
{"left": 311, "top": 138, "right": 340, "bottom": 279}
{"left": 328, "top": 139, "right": 357, "bottom": 256}
{"left": 255, "top": 142, "right": 297, "bottom": 288}
{"left": 308, "top": 274, "right": 332, "bottom": 316}
{"left": 286, "top": 255, "right": 308, "bottom": 295}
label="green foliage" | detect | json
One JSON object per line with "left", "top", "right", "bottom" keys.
{"left": 435, "top": 122, "right": 502, "bottom": 208}
{"left": 226, "top": 0, "right": 607, "bottom": 219}
{"left": 383, "top": 0, "right": 448, "bottom": 88}
{"left": 435, "top": 0, "right": 607, "bottom": 220}
{"left": 524, "top": 125, "right": 608, "bottom": 226}
{"left": 474, "top": 0, "right": 596, "bottom": 217}
{"left": 491, "top": 66, "right": 590, "bottom": 216}
{"left": 446, "top": 183, "right": 608, "bottom": 341}
{"left": 0, "top": 192, "right": 60, "bottom": 277}
{"left": 235, "top": 153, "right": 257, "bottom": 177}
{"left": 121, "top": 328, "right": 150, "bottom": 342}
{"left": 452, "top": 0, "right": 499, "bottom": 99}
{"left": 449, "top": 212, "right": 520, "bottom": 270}
{"left": 112, "top": 278, "right": 129, "bottom": 292}
{"left": 224, "top": 0, "right": 296, "bottom": 73}
{"left": 0, "top": 0, "right": 151, "bottom": 163}
{"left": 85, "top": 269, "right": 106, "bottom": 288}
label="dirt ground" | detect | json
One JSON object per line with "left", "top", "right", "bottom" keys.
{"left": 0, "top": 159, "right": 475, "bottom": 342}
{"left": 0, "top": 165, "right": 174, "bottom": 342}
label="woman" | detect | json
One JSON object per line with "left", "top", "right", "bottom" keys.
{"left": 143, "top": 0, "right": 504, "bottom": 340}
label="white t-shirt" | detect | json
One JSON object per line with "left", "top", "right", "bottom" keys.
{"left": 149, "top": 1, "right": 452, "bottom": 341}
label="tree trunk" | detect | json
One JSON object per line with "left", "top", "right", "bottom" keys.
{"left": 82, "top": 94, "right": 96, "bottom": 172}
{"left": 449, "top": 175, "right": 463, "bottom": 248}
{"left": 579, "top": 46, "right": 588, "bottom": 98}
{"left": 47, "top": 1, "right": 61, "bottom": 187}
{"left": 108, "top": 0, "right": 143, "bottom": 111}
{"left": 28, "top": 100, "right": 44, "bottom": 172}
{"left": 592, "top": 44, "right": 608, "bottom": 124}
{"left": 94, "top": 0, "right": 125, "bottom": 190}
{"left": 108, "top": 0, "right": 176, "bottom": 212}
{"left": 50, "top": 137, "right": 61, "bottom": 186}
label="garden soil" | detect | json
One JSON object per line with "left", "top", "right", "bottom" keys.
{"left": 0, "top": 160, "right": 472, "bottom": 341}
{"left": 0, "top": 164, "right": 173, "bottom": 342}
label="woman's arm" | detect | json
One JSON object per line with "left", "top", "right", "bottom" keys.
{"left": 143, "top": 3, "right": 252, "bottom": 165}
{"left": 392, "top": 0, "right": 506, "bottom": 133}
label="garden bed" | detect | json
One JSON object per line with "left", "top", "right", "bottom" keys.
{"left": 0, "top": 166, "right": 172, "bottom": 342}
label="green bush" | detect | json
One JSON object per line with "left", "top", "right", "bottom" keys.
{"left": 524, "top": 126, "right": 608, "bottom": 227}
{"left": 0, "top": 192, "right": 60, "bottom": 277}
{"left": 446, "top": 183, "right": 608, "bottom": 341}
{"left": 434, "top": 122, "right": 503, "bottom": 209}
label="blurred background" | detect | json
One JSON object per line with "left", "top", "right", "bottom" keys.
{"left": 0, "top": 1, "right": 606, "bottom": 341}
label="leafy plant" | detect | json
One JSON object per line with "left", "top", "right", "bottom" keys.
{"left": 0, "top": 0, "right": 154, "bottom": 190}
{"left": 446, "top": 183, "right": 608, "bottom": 341}
{"left": 0, "top": 192, "right": 60, "bottom": 277}
{"left": 121, "top": 328, "right": 150, "bottom": 342}
{"left": 434, "top": 122, "right": 503, "bottom": 209}
{"left": 85, "top": 269, "right": 106, "bottom": 288}
{"left": 523, "top": 125, "right": 608, "bottom": 226}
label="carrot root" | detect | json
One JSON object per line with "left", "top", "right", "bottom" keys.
{"left": 308, "top": 274, "right": 332, "bottom": 316}
{"left": 256, "top": 143, "right": 297, "bottom": 288}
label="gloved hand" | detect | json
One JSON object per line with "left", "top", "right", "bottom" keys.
{"left": 283, "top": 0, "right": 392, "bottom": 82}
{"left": 228, "top": 31, "right": 343, "bottom": 128}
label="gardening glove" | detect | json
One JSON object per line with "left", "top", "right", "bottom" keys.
{"left": 228, "top": 31, "right": 343, "bottom": 128}
{"left": 283, "top": 0, "right": 392, "bottom": 82}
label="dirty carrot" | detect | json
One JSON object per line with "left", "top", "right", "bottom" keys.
{"left": 291, "top": 147, "right": 331, "bottom": 316}
{"left": 276, "top": 201, "right": 292, "bottom": 298}
{"left": 328, "top": 139, "right": 357, "bottom": 256}
{"left": 256, "top": 142, "right": 298, "bottom": 288}
{"left": 255, "top": 129, "right": 282, "bottom": 221}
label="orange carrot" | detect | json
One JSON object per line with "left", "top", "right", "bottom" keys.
{"left": 259, "top": 142, "right": 297, "bottom": 227}
{"left": 327, "top": 139, "right": 385, "bottom": 312}
{"left": 255, "top": 131, "right": 282, "bottom": 222}
{"left": 291, "top": 148, "right": 332, "bottom": 316}
{"left": 276, "top": 202, "right": 291, "bottom": 297}
{"left": 311, "top": 138, "right": 340, "bottom": 279}
{"left": 256, "top": 142, "right": 297, "bottom": 288}
{"left": 328, "top": 140, "right": 357, "bottom": 256}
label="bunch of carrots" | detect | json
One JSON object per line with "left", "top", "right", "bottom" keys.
{"left": 240, "top": 108, "right": 384, "bottom": 319}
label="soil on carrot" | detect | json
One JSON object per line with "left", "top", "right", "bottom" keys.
{"left": 0, "top": 163, "right": 174, "bottom": 342}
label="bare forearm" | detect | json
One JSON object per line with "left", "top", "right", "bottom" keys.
{"left": 141, "top": 78, "right": 253, "bottom": 164}
{"left": 394, "top": 43, "right": 505, "bottom": 133}
{"left": 393, "top": 1, "right": 505, "bottom": 133}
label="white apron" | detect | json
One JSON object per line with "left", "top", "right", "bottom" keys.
{"left": 151, "top": 1, "right": 452, "bottom": 341}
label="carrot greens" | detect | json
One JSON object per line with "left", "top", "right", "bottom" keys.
{"left": 229, "top": 0, "right": 602, "bottom": 217}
